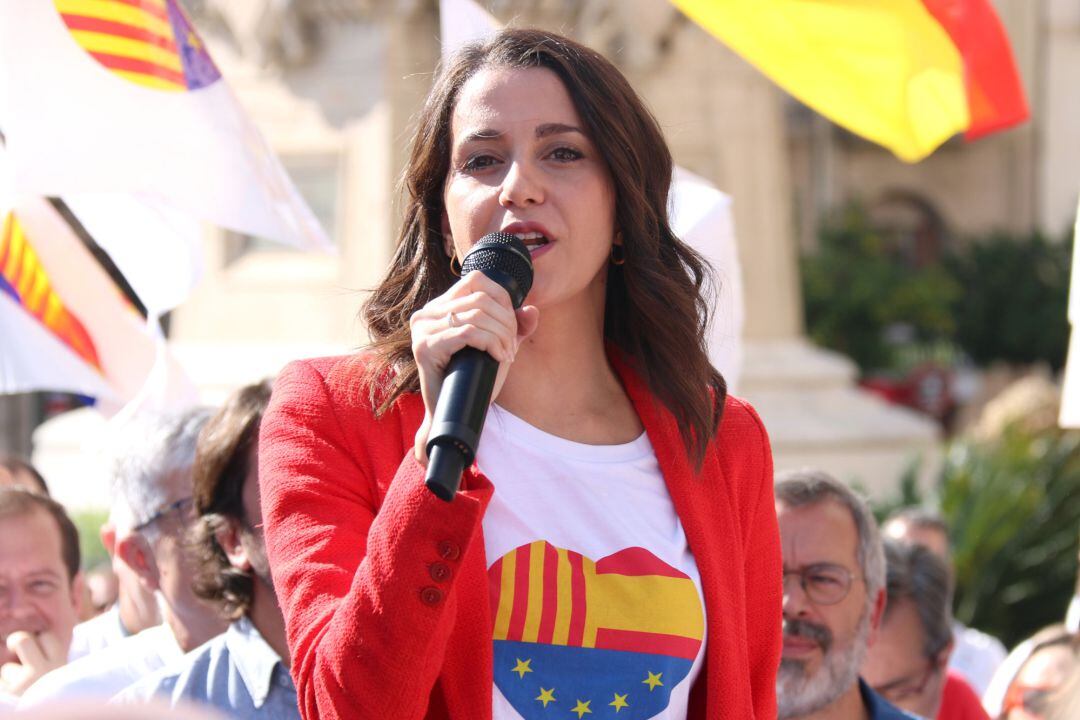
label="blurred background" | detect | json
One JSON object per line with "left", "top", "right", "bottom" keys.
{"left": 1, "top": 0, "right": 1078, "bottom": 652}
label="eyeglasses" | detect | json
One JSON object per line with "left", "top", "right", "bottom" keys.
{"left": 872, "top": 656, "right": 944, "bottom": 704}
{"left": 782, "top": 563, "right": 862, "bottom": 606}
{"left": 134, "top": 496, "right": 195, "bottom": 533}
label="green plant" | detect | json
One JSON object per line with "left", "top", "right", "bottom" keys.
{"left": 801, "top": 206, "right": 961, "bottom": 372}
{"left": 944, "top": 231, "right": 1071, "bottom": 371}
{"left": 878, "top": 426, "right": 1080, "bottom": 649}
{"left": 70, "top": 508, "right": 110, "bottom": 571}
{"left": 939, "top": 426, "right": 1080, "bottom": 648}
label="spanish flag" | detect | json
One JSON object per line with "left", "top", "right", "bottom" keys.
{"left": 671, "top": 0, "right": 1029, "bottom": 162}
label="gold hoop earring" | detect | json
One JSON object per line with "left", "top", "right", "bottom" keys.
{"left": 449, "top": 254, "right": 462, "bottom": 277}
{"left": 610, "top": 244, "right": 626, "bottom": 266}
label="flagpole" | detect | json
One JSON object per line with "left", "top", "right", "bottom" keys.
{"left": 44, "top": 198, "right": 148, "bottom": 320}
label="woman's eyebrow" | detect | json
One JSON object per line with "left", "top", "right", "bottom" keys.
{"left": 536, "top": 122, "right": 584, "bottom": 138}
{"left": 459, "top": 128, "right": 503, "bottom": 145}
{"left": 459, "top": 123, "right": 585, "bottom": 145}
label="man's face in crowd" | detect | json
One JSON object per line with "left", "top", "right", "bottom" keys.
{"left": 862, "top": 597, "right": 949, "bottom": 718}
{"left": 776, "top": 499, "right": 879, "bottom": 719}
{"left": 142, "top": 469, "right": 215, "bottom": 619}
{"left": 0, "top": 508, "right": 81, "bottom": 666}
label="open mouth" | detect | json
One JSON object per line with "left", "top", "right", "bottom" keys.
{"left": 512, "top": 231, "right": 551, "bottom": 254}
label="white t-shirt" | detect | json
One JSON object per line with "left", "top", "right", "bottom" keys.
{"left": 68, "top": 605, "right": 131, "bottom": 662}
{"left": 478, "top": 405, "right": 706, "bottom": 720}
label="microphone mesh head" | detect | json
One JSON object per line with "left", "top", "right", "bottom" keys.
{"left": 461, "top": 232, "right": 534, "bottom": 308}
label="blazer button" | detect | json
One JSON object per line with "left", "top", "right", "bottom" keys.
{"left": 437, "top": 540, "right": 461, "bottom": 561}
{"left": 430, "top": 561, "right": 452, "bottom": 583}
{"left": 420, "top": 586, "right": 444, "bottom": 606}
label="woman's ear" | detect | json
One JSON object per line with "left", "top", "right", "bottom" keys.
{"left": 441, "top": 210, "right": 455, "bottom": 259}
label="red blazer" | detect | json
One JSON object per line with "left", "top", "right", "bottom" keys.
{"left": 259, "top": 353, "right": 782, "bottom": 720}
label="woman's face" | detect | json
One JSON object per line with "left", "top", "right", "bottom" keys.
{"left": 442, "top": 65, "right": 617, "bottom": 313}
{"left": 1006, "top": 644, "right": 1077, "bottom": 719}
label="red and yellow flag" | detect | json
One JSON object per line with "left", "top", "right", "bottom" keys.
{"left": 0, "top": 212, "right": 102, "bottom": 373}
{"left": 671, "top": 0, "right": 1029, "bottom": 162}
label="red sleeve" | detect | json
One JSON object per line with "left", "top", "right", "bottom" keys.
{"left": 259, "top": 359, "right": 492, "bottom": 720}
{"left": 939, "top": 672, "right": 991, "bottom": 720}
{"left": 739, "top": 400, "right": 782, "bottom": 719}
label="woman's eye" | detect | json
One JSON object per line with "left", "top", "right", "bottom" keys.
{"left": 549, "top": 146, "right": 583, "bottom": 162}
{"left": 462, "top": 154, "right": 499, "bottom": 171}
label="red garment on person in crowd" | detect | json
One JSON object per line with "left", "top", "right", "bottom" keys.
{"left": 938, "top": 671, "right": 991, "bottom": 720}
{"left": 258, "top": 352, "right": 782, "bottom": 720}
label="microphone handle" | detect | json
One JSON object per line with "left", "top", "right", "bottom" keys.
{"left": 424, "top": 347, "right": 498, "bottom": 501}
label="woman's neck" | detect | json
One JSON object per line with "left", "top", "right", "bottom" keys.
{"left": 497, "top": 292, "right": 641, "bottom": 444}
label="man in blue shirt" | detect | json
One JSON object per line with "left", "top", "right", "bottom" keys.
{"left": 775, "top": 470, "right": 921, "bottom": 720}
{"left": 116, "top": 380, "right": 295, "bottom": 718}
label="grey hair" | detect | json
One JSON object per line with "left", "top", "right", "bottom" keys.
{"left": 111, "top": 407, "right": 213, "bottom": 529}
{"left": 884, "top": 506, "right": 950, "bottom": 537}
{"left": 881, "top": 539, "right": 954, "bottom": 657}
{"left": 775, "top": 468, "right": 887, "bottom": 602}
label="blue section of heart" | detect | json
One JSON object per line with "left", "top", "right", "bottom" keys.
{"left": 494, "top": 639, "right": 693, "bottom": 719}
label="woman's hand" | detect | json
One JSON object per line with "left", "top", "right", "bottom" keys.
{"left": 409, "top": 270, "right": 539, "bottom": 465}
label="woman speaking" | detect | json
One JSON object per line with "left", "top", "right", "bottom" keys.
{"left": 259, "top": 28, "right": 781, "bottom": 720}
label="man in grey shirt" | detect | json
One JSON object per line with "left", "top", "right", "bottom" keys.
{"left": 116, "top": 380, "right": 296, "bottom": 717}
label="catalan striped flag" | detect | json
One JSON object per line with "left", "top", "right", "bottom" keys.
{"left": 55, "top": 0, "right": 220, "bottom": 92}
{"left": 0, "top": 0, "right": 330, "bottom": 252}
{"left": 489, "top": 541, "right": 704, "bottom": 719}
{"left": 0, "top": 183, "right": 194, "bottom": 407}
{"left": 1, "top": 212, "right": 102, "bottom": 373}
{"left": 670, "top": 0, "right": 1029, "bottom": 162}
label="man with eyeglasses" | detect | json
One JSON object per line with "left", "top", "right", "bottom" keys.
{"left": 863, "top": 540, "right": 989, "bottom": 720}
{"left": 775, "top": 469, "right": 917, "bottom": 720}
{"left": 19, "top": 408, "right": 228, "bottom": 706}
{"left": 115, "top": 381, "right": 298, "bottom": 717}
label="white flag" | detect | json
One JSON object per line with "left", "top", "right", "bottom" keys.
{"left": 670, "top": 169, "right": 744, "bottom": 392}
{"left": 440, "top": 0, "right": 499, "bottom": 59}
{"left": 0, "top": 0, "right": 331, "bottom": 252}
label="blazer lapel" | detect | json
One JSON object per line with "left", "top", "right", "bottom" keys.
{"left": 612, "top": 354, "right": 737, "bottom": 717}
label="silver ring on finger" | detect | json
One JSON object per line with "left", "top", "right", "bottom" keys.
{"left": 448, "top": 311, "right": 458, "bottom": 328}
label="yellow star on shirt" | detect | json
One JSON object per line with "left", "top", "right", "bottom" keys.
{"left": 535, "top": 687, "right": 556, "bottom": 707}
{"left": 511, "top": 658, "right": 533, "bottom": 679}
{"left": 609, "top": 693, "right": 630, "bottom": 712}
{"left": 570, "top": 699, "right": 593, "bottom": 717}
{"left": 643, "top": 671, "right": 664, "bottom": 691}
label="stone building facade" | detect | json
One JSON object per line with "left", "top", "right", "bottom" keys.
{"left": 13, "top": 0, "right": 1080, "bottom": 503}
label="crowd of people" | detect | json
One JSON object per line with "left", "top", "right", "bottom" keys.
{"left": 0, "top": 394, "right": 1077, "bottom": 719}
{"left": 1, "top": 25, "right": 1078, "bottom": 720}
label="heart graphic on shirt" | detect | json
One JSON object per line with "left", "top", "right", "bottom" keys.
{"left": 489, "top": 542, "right": 704, "bottom": 719}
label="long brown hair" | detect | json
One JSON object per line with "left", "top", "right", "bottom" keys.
{"left": 362, "top": 28, "right": 725, "bottom": 467}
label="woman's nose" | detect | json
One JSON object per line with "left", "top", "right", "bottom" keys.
{"left": 498, "top": 160, "right": 544, "bottom": 207}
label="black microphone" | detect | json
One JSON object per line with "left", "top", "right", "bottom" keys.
{"left": 424, "top": 232, "right": 534, "bottom": 501}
